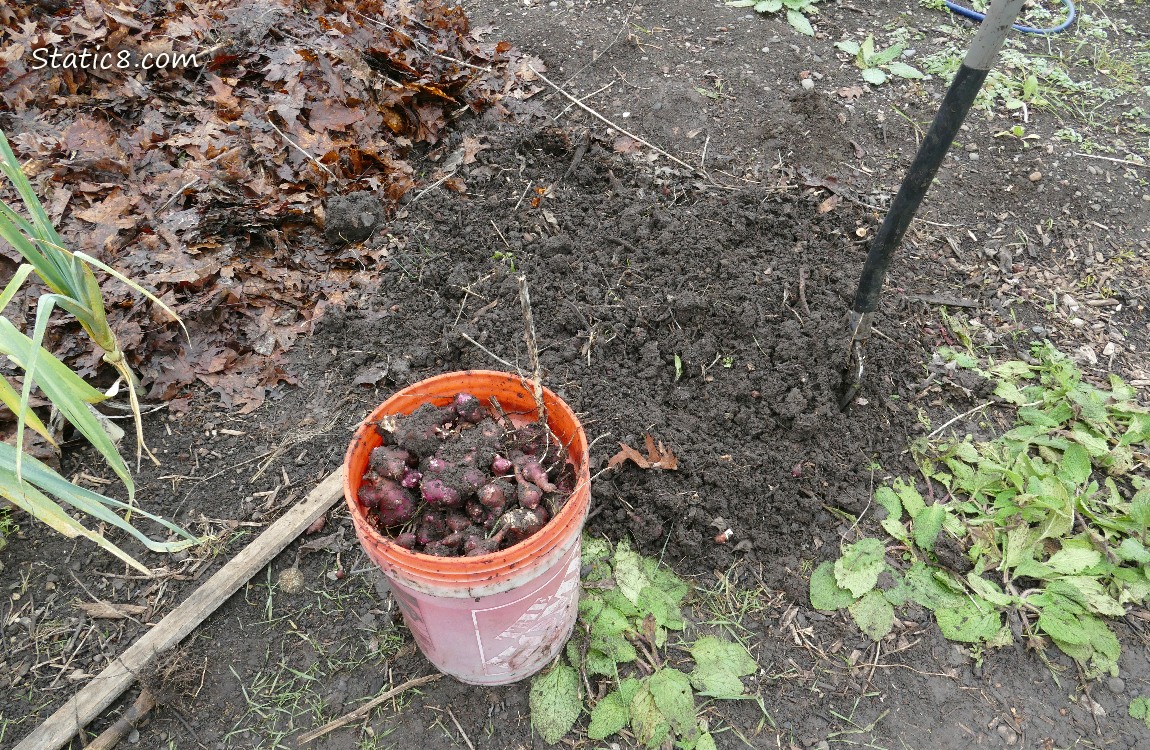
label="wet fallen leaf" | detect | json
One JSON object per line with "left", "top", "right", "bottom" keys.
{"left": 609, "top": 441, "right": 650, "bottom": 470}
{"left": 643, "top": 434, "right": 678, "bottom": 470}
{"left": 309, "top": 100, "right": 365, "bottom": 132}
{"left": 613, "top": 135, "right": 642, "bottom": 154}
{"left": 0, "top": 0, "right": 542, "bottom": 420}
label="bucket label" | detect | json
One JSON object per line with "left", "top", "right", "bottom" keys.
{"left": 473, "top": 551, "right": 581, "bottom": 673}
{"left": 388, "top": 585, "right": 439, "bottom": 662}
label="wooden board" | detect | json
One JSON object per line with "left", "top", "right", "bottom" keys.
{"left": 15, "top": 467, "right": 347, "bottom": 750}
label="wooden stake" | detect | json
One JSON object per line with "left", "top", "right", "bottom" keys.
{"left": 14, "top": 468, "right": 347, "bottom": 750}
{"left": 517, "top": 274, "right": 546, "bottom": 424}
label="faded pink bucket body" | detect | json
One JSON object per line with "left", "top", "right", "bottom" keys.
{"left": 380, "top": 531, "right": 582, "bottom": 685}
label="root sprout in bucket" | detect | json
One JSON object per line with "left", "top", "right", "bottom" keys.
{"left": 356, "top": 394, "right": 576, "bottom": 557}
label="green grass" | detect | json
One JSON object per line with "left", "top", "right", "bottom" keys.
{"left": 227, "top": 650, "right": 327, "bottom": 749}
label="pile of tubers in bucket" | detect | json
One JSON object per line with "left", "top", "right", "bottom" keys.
{"left": 358, "top": 393, "right": 575, "bottom": 556}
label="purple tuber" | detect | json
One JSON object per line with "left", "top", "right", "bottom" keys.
{"left": 446, "top": 511, "right": 472, "bottom": 533}
{"left": 453, "top": 393, "right": 487, "bottom": 424}
{"left": 421, "top": 478, "right": 462, "bottom": 508}
{"left": 400, "top": 468, "right": 423, "bottom": 488}
{"left": 417, "top": 516, "right": 446, "bottom": 546}
{"left": 491, "top": 455, "right": 513, "bottom": 475}
{"left": 358, "top": 478, "right": 383, "bottom": 510}
{"left": 462, "top": 467, "right": 486, "bottom": 494}
{"left": 465, "top": 500, "right": 487, "bottom": 523}
{"left": 517, "top": 478, "right": 543, "bottom": 510}
{"left": 375, "top": 479, "right": 416, "bottom": 527}
{"left": 515, "top": 455, "right": 557, "bottom": 492}
{"left": 494, "top": 508, "right": 546, "bottom": 546}
{"left": 478, "top": 480, "right": 511, "bottom": 511}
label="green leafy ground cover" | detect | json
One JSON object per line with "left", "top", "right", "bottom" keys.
{"left": 725, "top": 0, "right": 821, "bottom": 36}
{"left": 835, "top": 35, "right": 925, "bottom": 86}
{"left": 812, "top": 343, "right": 1150, "bottom": 680}
{"left": 530, "top": 538, "right": 761, "bottom": 747}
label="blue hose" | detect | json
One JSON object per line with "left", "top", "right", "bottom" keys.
{"left": 944, "top": 0, "right": 1076, "bottom": 35}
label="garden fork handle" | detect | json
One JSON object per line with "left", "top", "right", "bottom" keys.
{"left": 840, "top": 0, "right": 1027, "bottom": 409}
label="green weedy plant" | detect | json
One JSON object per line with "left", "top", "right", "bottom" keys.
{"left": 530, "top": 538, "right": 761, "bottom": 747}
{"left": 835, "top": 36, "right": 924, "bottom": 86}
{"left": 811, "top": 343, "right": 1150, "bottom": 679}
{"left": 0, "top": 127, "right": 198, "bottom": 571}
{"left": 1130, "top": 696, "right": 1150, "bottom": 729}
{"left": 726, "top": 0, "right": 821, "bottom": 37}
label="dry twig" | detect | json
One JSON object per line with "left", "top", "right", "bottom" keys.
{"left": 529, "top": 66, "right": 697, "bottom": 173}
{"left": 298, "top": 674, "right": 442, "bottom": 744}
{"left": 446, "top": 707, "right": 476, "bottom": 750}
{"left": 265, "top": 109, "right": 337, "bottom": 180}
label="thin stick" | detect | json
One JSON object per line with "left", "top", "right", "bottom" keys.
{"left": 529, "top": 66, "right": 697, "bottom": 173}
{"left": 408, "top": 170, "right": 456, "bottom": 206}
{"left": 264, "top": 109, "right": 338, "bottom": 180}
{"left": 156, "top": 177, "right": 200, "bottom": 213}
{"left": 560, "top": 0, "right": 639, "bottom": 86}
{"left": 489, "top": 220, "right": 510, "bottom": 248}
{"left": 298, "top": 674, "right": 442, "bottom": 744}
{"left": 460, "top": 332, "right": 517, "bottom": 371}
{"left": 446, "top": 707, "right": 476, "bottom": 750}
{"left": 517, "top": 274, "right": 546, "bottom": 423}
{"left": 798, "top": 265, "right": 811, "bottom": 316}
{"left": 926, "top": 401, "right": 994, "bottom": 439}
{"left": 552, "top": 81, "right": 615, "bottom": 121}
{"left": 1072, "top": 152, "right": 1149, "bottom": 170}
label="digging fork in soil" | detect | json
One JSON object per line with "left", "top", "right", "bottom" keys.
{"left": 839, "top": 0, "right": 1027, "bottom": 410}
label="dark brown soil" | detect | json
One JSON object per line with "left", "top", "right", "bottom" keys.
{"left": 2, "top": 1, "right": 1149, "bottom": 749}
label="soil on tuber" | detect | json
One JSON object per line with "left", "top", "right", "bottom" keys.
{"left": 356, "top": 394, "right": 575, "bottom": 556}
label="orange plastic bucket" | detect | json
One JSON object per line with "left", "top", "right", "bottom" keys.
{"left": 344, "top": 371, "right": 591, "bottom": 684}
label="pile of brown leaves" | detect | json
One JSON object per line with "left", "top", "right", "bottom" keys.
{"left": 0, "top": 0, "right": 542, "bottom": 414}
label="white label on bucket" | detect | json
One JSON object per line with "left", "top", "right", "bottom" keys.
{"left": 473, "top": 553, "right": 582, "bottom": 672}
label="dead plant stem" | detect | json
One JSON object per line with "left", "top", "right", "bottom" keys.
{"left": 446, "top": 707, "right": 476, "bottom": 750}
{"left": 517, "top": 275, "right": 546, "bottom": 423}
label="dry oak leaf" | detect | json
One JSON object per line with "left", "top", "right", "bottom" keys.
{"left": 74, "top": 600, "right": 148, "bottom": 619}
{"left": 837, "top": 86, "right": 864, "bottom": 100}
{"left": 462, "top": 135, "right": 488, "bottom": 164}
{"left": 817, "top": 194, "right": 842, "bottom": 214}
{"left": 608, "top": 434, "right": 679, "bottom": 471}
{"left": 73, "top": 189, "right": 137, "bottom": 229}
